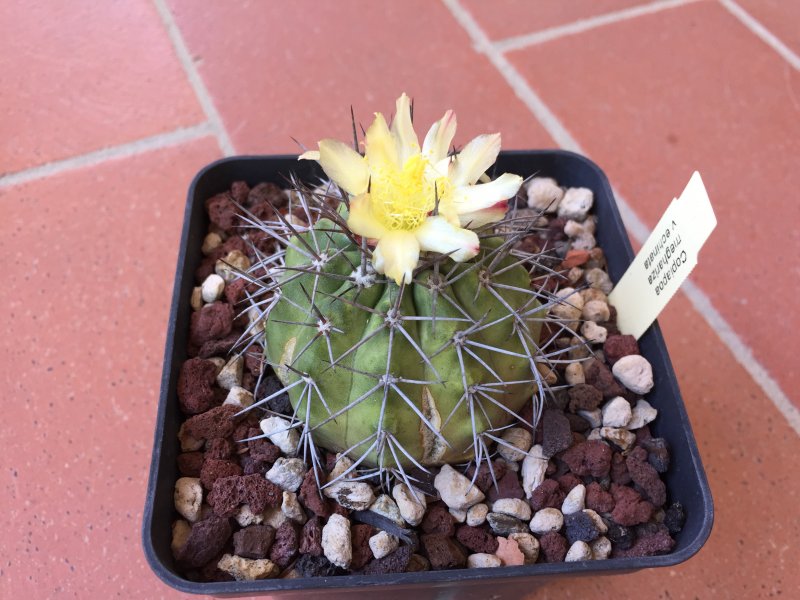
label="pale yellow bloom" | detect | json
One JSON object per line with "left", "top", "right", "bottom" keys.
{"left": 300, "top": 94, "right": 522, "bottom": 284}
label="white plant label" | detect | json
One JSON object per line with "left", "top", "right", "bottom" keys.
{"left": 609, "top": 171, "right": 717, "bottom": 339}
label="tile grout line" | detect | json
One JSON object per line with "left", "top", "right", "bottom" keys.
{"left": 718, "top": 0, "right": 800, "bottom": 71}
{"left": 442, "top": 0, "right": 800, "bottom": 437}
{"left": 493, "top": 0, "right": 701, "bottom": 53}
{"left": 152, "top": 0, "right": 236, "bottom": 156}
{"left": 0, "top": 123, "right": 214, "bottom": 189}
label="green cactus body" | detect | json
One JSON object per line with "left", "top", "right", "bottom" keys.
{"left": 264, "top": 217, "right": 543, "bottom": 468}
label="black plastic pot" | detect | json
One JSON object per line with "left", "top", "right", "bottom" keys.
{"left": 143, "top": 151, "right": 713, "bottom": 598}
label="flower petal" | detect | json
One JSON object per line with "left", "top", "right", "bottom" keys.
{"left": 365, "top": 112, "right": 400, "bottom": 170}
{"left": 391, "top": 93, "right": 420, "bottom": 164}
{"left": 372, "top": 231, "right": 420, "bottom": 285}
{"left": 449, "top": 133, "right": 501, "bottom": 187}
{"left": 422, "top": 109, "right": 457, "bottom": 163}
{"left": 457, "top": 204, "right": 509, "bottom": 228}
{"left": 347, "top": 194, "right": 387, "bottom": 240}
{"left": 415, "top": 216, "right": 480, "bottom": 262}
{"left": 316, "top": 139, "right": 369, "bottom": 196}
{"left": 298, "top": 150, "right": 320, "bottom": 160}
{"left": 452, "top": 172, "right": 523, "bottom": 214}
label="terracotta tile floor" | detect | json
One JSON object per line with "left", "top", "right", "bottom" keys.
{"left": 1, "top": 1, "right": 797, "bottom": 598}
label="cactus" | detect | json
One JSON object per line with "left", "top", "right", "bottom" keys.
{"left": 237, "top": 96, "right": 578, "bottom": 490}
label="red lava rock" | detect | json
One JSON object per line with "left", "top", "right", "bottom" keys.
{"left": 175, "top": 517, "right": 232, "bottom": 568}
{"left": 332, "top": 503, "right": 350, "bottom": 518}
{"left": 204, "top": 438, "right": 234, "bottom": 460}
{"left": 197, "top": 330, "right": 241, "bottom": 359}
{"left": 244, "top": 350, "right": 263, "bottom": 376}
{"left": 465, "top": 460, "right": 508, "bottom": 493}
{"left": 247, "top": 428, "right": 282, "bottom": 463}
{"left": 560, "top": 440, "right": 612, "bottom": 478}
{"left": 177, "top": 452, "right": 204, "bottom": 477}
{"left": 542, "top": 409, "right": 572, "bottom": 458}
{"left": 299, "top": 469, "right": 332, "bottom": 518}
{"left": 208, "top": 476, "right": 242, "bottom": 517}
{"left": 247, "top": 182, "right": 286, "bottom": 213}
{"left": 626, "top": 447, "right": 667, "bottom": 506}
{"left": 350, "top": 523, "right": 376, "bottom": 570}
{"left": 206, "top": 192, "right": 239, "bottom": 233}
{"left": 240, "top": 454, "right": 272, "bottom": 476}
{"left": 539, "top": 531, "right": 568, "bottom": 563}
{"left": 565, "top": 412, "right": 591, "bottom": 432}
{"left": 603, "top": 335, "right": 640, "bottom": 365}
{"left": 421, "top": 504, "right": 456, "bottom": 537}
{"left": 299, "top": 517, "right": 324, "bottom": 557}
{"left": 224, "top": 278, "right": 247, "bottom": 307}
{"left": 584, "top": 360, "right": 626, "bottom": 399}
{"left": 610, "top": 483, "right": 653, "bottom": 526}
{"left": 634, "top": 425, "right": 653, "bottom": 444}
{"left": 190, "top": 302, "right": 234, "bottom": 347}
{"left": 269, "top": 522, "right": 299, "bottom": 568}
{"left": 530, "top": 479, "right": 565, "bottom": 511}
{"left": 230, "top": 180, "right": 250, "bottom": 203}
{"left": 178, "top": 358, "right": 219, "bottom": 415}
{"left": 557, "top": 473, "right": 583, "bottom": 493}
{"left": 200, "top": 459, "right": 242, "bottom": 491}
{"left": 488, "top": 469, "right": 525, "bottom": 503}
{"left": 362, "top": 544, "right": 413, "bottom": 575}
{"left": 233, "top": 525, "right": 276, "bottom": 559}
{"left": 456, "top": 525, "right": 498, "bottom": 554}
{"left": 585, "top": 482, "right": 615, "bottom": 513}
{"left": 560, "top": 249, "right": 590, "bottom": 269}
{"left": 610, "top": 452, "right": 632, "bottom": 485}
{"left": 239, "top": 474, "right": 282, "bottom": 513}
{"left": 612, "top": 523, "right": 675, "bottom": 558}
{"left": 184, "top": 405, "right": 239, "bottom": 441}
{"left": 567, "top": 384, "right": 603, "bottom": 413}
{"left": 420, "top": 533, "right": 466, "bottom": 570}
{"left": 516, "top": 235, "right": 540, "bottom": 254}
{"left": 194, "top": 255, "right": 219, "bottom": 284}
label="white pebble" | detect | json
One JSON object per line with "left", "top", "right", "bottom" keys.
{"left": 369, "top": 531, "right": 399, "bottom": 559}
{"left": 201, "top": 232, "right": 222, "bottom": 255}
{"left": 628, "top": 399, "right": 658, "bottom": 430}
{"left": 565, "top": 541, "right": 593, "bottom": 562}
{"left": 449, "top": 507, "right": 467, "bottom": 523}
{"left": 324, "top": 481, "right": 376, "bottom": 511}
{"left": 550, "top": 287, "right": 584, "bottom": 328}
{"left": 529, "top": 508, "right": 564, "bottom": 534}
{"left": 582, "top": 299, "right": 610, "bottom": 323}
{"left": 600, "top": 427, "right": 637, "bottom": 451}
{"left": 174, "top": 477, "right": 203, "bottom": 522}
{"left": 564, "top": 218, "right": 594, "bottom": 238}
{"left": 171, "top": 520, "right": 191, "bottom": 556}
{"left": 215, "top": 249, "right": 251, "bottom": 283}
{"left": 498, "top": 427, "right": 533, "bottom": 462}
{"left": 201, "top": 273, "right": 225, "bottom": 303}
{"left": 281, "top": 491, "right": 307, "bottom": 524}
{"left": 190, "top": 287, "right": 203, "bottom": 311}
{"left": 521, "top": 445, "right": 548, "bottom": 498}
{"left": 262, "top": 506, "right": 289, "bottom": 529}
{"left": 587, "top": 428, "right": 603, "bottom": 441}
{"left": 491, "top": 498, "right": 532, "bottom": 522}
{"left": 259, "top": 416, "right": 300, "bottom": 455}
{"left": 612, "top": 355, "right": 654, "bottom": 394}
{"left": 467, "top": 503, "right": 489, "bottom": 527}
{"left": 585, "top": 268, "right": 613, "bottom": 294}
{"left": 601, "top": 397, "right": 632, "bottom": 428}
{"left": 369, "top": 494, "right": 406, "bottom": 527}
{"left": 217, "top": 554, "right": 279, "bottom": 580}
{"left": 266, "top": 457, "right": 307, "bottom": 492}
{"left": 234, "top": 504, "right": 265, "bottom": 527}
{"left": 583, "top": 509, "right": 608, "bottom": 534}
{"left": 591, "top": 536, "right": 612, "bottom": 560}
{"left": 571, "top": 232, "right": 596, "bottom": 251}
{"left": 178, "top": 422, "right": 203, "bottom": 452}
{"left": 578, "top": 409, "right": 602, "bottom": 429}
{"left": 526, "top": 177, "right": 564, "bottom": 213}
{"left": 327, "top": 454, "right": 355, "bottom": 482}
{"left": 392, "top": 483, "right": 426, "bottom": 526}
{"left": 467, "top": 553, "right": 502, "bottom": 568}
{"left": 223, "top": 385, "right": 253, "bottom": 409}
{"left": 217, "top": 355, "right": 243, "bottom": 390}
{"left": 322, "top": 514, "right": 352, "bottom": 569}
{"left": 581, "top": 321, "right": 608, "bottom": 344}
{"left": 433, "top": 464, "right": 485, "bottom": 510}
{"left": 558, "top": 187, "right": 594, "bottom": 221}
{"left": 565, "top": 362, "right": 585, "bottom": 386}
{"left": 509, "top": 532, "right": 540, "bottom": 564}
{"left": 561, "top": 484, "right": 586, "bottom": 515}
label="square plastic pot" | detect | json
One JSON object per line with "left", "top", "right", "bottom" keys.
{"left": 143, "top": 150, "right": 713, "bottom": 599}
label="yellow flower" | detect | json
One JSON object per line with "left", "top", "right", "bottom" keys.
{"left": 299, "top": 94, "right": 522, "bottom": 285}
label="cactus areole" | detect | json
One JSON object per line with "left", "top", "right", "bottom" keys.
{"left": 247, "top": 93, "right": 556, "bottom": 475}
